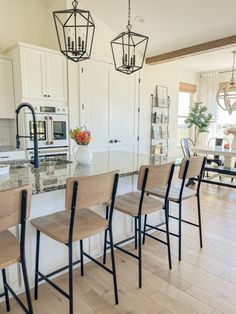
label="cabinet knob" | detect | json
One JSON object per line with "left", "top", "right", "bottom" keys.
{"left": 114, "top": 139, "right": 122, "bottom": 143}
{"left": 43, "top": 95, "right": 47, "bottom": 97}
{"left": 109, "top": 140, "right": 114, "bottom": 144}
{"left": 47, "top": 95, "right": 51, "bottom": 97}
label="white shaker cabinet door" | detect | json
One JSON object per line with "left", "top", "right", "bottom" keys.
{"left": 20, "top": 47, "right": 46, "bottom": 100}
{"left": 79, "top": 60, "right": 110, "bottom": 153}
{"left": 0, "top": 59, "right": 15, "bottom": 119}
{"left": 45, "top": 52, "right": 68, "bottom": 102}
{"left": 109, "top": 67, "right": 138, "bottom": 153}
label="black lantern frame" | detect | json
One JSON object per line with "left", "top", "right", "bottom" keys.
{"left": 111, "top": 0, "right": 148, "bottom": 75}
{"left": 53, "top": 0, "right": 95, "bottom": 62}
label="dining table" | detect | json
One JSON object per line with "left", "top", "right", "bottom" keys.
{"left": 191, "top": 146, "right": 236, "bottom": 167}
{"left": 191, "top": 146, "right": 236, "bottom": 188}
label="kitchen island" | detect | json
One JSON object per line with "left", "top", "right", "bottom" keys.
{"left": 0, "top": 151, "right": 177, "bottom": 298}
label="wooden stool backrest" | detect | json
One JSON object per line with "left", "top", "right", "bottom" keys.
{"left": 0, "top": 185, "right": 32, "bottom": 232}
{"left": 179, "top": 156, "right": 204, "bottom": 179}
{"left": 65, "top": 170, "right": 119, "bottom": 210}
{"left": 138, "top": 162, "right": 175, "bottom": 191}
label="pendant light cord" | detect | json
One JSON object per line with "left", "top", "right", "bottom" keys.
{"left": 231, "top": 51, "right": 236, "bottom": 83}
{"left": 127, "top": 0, "right": 132, "bottom": 31}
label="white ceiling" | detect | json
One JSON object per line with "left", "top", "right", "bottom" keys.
{"left": 79, "top": 0, "right": 236, "bottom": 57}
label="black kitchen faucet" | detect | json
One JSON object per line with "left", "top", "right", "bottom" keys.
{"left": 16, "top": 103, "right": 40, "bottom": 168}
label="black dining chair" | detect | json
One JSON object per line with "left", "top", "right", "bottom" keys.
{"left": 180, "top": 138, "right": 195, "bottom": 185}
{"left": 180, "top": 138, "right": 194, "bottom": 158}
{"left": 207, "top": 138, "right": 229, "bottom": 166}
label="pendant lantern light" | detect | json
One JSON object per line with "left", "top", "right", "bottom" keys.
{"left": 111, "top": 0, "right": 149, "bottom": 75}
{"left": 216, "top": 51, "right": 236, "bottom": 115}
{"left": 53, "top": 0, "right": 95, "bottom": 62}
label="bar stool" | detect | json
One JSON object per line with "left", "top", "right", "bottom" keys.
{"left": 0, "top": 185, "right": 33, "bottom": 313}
{"left": 103, "top": 162, "right": 175, "bottom": 288}
{"left": 31, "top": 171, "right": 119, "bottom": 314}
{"left": 144, "top": 156, "right": 206, "bottom": 261}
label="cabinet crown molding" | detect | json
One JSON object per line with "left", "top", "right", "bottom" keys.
{"left": 4, "top": 42, "right": 62, "bottom": 56}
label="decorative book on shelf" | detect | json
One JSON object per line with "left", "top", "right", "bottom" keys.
{"left": 150, "top": 85, "right": 170, "bottom": 160}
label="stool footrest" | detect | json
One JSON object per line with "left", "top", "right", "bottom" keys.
{"left": 143, "top": 232, "right": 168, "bottom": 245}
{"left": 38, "top": 271, "right": 70, "bottom": 299}
{"left": 38, "top": 259, "right": 81, "bottom": 282}
{"left": 5, "top": 282, "right": 28, "bottom": 313}
{"left": 82, "top": 252, "right": 114, "bottom": 275}
{"left": 107, "top": 240, "right": 139, "bottom": 260}
{"left": 169, "top": 215, "right": 199, "bottom": 227}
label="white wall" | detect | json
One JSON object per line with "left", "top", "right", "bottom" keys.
{"left": 0, "top": 0, "right": 66, "bottom": 53}
{"left": 139, "top": 63, "right": 200, "bottom": 157}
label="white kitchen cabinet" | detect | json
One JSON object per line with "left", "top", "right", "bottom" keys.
{"left": 8, "top": 43, "right": 68, "bottom": 104}
{"left": 45, "top": 52, "right": 68, "bottom": 102}
{"left": 0, "top": 59, "right": 15, "bottom": 119}
{"left": 21, "top": 47, "right": 46, "bottom": 100}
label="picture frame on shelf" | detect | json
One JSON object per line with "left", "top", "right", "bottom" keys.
{"left": 156, "top": 85, "right": 168, "bottom": 108}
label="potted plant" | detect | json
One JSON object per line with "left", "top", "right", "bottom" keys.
{"left": 70, "top": 127, "right": 93, "bottom": 164}
{"left": 185, "top": 102, "right": 212, "bottom": 145}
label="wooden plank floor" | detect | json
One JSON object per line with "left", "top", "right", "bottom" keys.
{"left": 1, "top": 184, "right": 236, "bottom": 313}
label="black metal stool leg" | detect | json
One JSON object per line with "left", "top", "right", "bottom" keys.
{"left": 21, "top": 256, "right": 34, "bottom": 314}
{"left": 165, "top": 201, "right": 172, "bottom": 269}
{"left": 109, "top": 227, "right": 119, "bottom": 304}
{"left": 178, "top": 202, "right": 182, "bottom": 261}
{"left": 142, "top": 215, "right": 147, "bottom": 245}
{"left": 2, "top": 269, "right": 10, "bottom": 312}
{"left": 138, "top": 216, "right": 142, "bottom": 288}
{"left": 134, "top": 217, "right": 138, "bottom": 250}
{"left": 34, "top": 230, "right": 40, "bottom": 300}
{"left": 103, "top": 206, "right": 109, "bottom": 264}
{"left": 80, "top": 240, "right": 84, "bottom": 276}
{"left": 197, "top": 194, "right": 203, "bottom": 248}
{"left": 68, "top": 242, "right": 74, "bottom": 314}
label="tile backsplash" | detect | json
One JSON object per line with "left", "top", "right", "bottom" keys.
{"left": 0, "top": 119, "right": 11, "bottom": 146}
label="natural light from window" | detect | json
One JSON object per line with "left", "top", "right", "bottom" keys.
{"left": 177, "top": 92, "right": 191, "bottom": 146}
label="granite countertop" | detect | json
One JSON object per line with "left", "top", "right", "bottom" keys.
{"left": 0, "top": 151, "right": 179, "bottom": 195}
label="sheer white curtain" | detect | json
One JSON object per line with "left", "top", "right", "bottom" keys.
{"left": 198, "top": 72, "right": 219, "bottom": 144}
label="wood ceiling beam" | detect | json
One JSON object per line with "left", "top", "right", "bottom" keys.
{"left": 146, "top": 35, "right": 236, "bottom": 65}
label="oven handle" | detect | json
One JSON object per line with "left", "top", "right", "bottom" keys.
{"left": 45, "top": 116, "right": 51, "bottom": 145}
{"left": 49, "top": 116, "right": 54, "bottom": 145}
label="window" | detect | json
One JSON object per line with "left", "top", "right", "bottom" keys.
{"left": 177, "top": 91, "right": 192, "bottom": 146}
{"left": 211, "top": 105, "right": 236, "bottom": 141}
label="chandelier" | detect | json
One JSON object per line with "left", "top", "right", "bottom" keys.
{"left": 216, "top": 51, "right": 236, "bottom": 115}
{"left": 111, "top": 0, "right": 149, "bottom": 75}
{"left": 53, "top": 0, "right": 95, "bottom": 62}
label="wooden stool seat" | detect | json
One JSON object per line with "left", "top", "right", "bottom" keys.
{"left": 106, "top": 192, "right": 164, "bottom": 217}
{"left": 0, "top": 231, "right": 20, "bottom": 270}
{"left": 31, "top": 208, "right": 108, "bottom": 244}
{"left": 147, "top": 183, "right": 196, "bottom": 202}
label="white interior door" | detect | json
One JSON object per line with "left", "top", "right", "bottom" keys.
{"left": 79, "top": 60, "right": 139, "bottom": 168}
{"left": 109, "top": 66, "right": 138, "bottom": 153}
{"left": 79, "top": 60, "right": 109, "bottom": 153}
